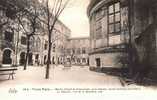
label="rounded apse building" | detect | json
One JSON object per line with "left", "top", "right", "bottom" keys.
{"left": 87, "top": 0, "right": 129, "bottom": 70}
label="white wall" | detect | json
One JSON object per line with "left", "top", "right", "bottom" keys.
{"left": 89, "top": 53, "right": 123, "bottom": 68}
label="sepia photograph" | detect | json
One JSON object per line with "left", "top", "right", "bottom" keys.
{"left": 0, "top": 0, "right": 157, "bottom": 99}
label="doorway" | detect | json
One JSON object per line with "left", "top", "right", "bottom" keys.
{"left": 2, "top": 49, "right": 12, "bottom": 64}
{"left": 96, "top": 58, "right": 101, "bottom": 68}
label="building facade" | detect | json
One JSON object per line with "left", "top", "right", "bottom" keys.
{"left": 66, "top": 37, "right": 90, "bottom": 66}
{"left": 88, "top": 0, "right": 157, "bottom": 79}
{"left": 0, "top": 10, "right": 71, "bottom": 67}
{"left": 42, "top": 20, "right": 71, "bottom": 66}
{"left": 87, "top": 0, "right": 129, "bottom": 69}
{"left": 0, "top": 9, "right": 17, "bottom": 66}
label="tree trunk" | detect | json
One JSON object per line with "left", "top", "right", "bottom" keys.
{"left": 24, "top": 36, "right": 30, "bottom": 70}
{"left": 128, "top": 0, "right": 135, "bottom": 77}
{"left": 45, "top": 31, "right": 52, "bottom": 79}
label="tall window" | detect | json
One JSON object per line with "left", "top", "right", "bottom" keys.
{"left": 77, "top": 48, "right": 81, "bottom": 54}
{"left": 53, "top": 44, "right": 56, "bottom": 52}
{"left": 5, "top": 31, "right": 13, "bottom": 42}
{"left": 21, "top": 36, "right": 27, "bottom": 45}
{"left": 95, "top": 9, "right": 103, "bottom": 39}
{"left": 44, "top": 41, "right": 48, "bottom": 50}
{"left": 82, "top": 48, "right": 86, "bottom": 54}
{"left": 72, "top": 49, "right": 75, "bottom": 54}
{"left": 108, "top": 2, "right": 120, "bottom": 34}
{"left": 30, "top": 37, "right": 34, "bottom": 47}
{"left": 36, "top": 38, "right": 41, "bottom": 48}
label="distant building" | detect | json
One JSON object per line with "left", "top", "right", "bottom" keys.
{"left": 19, "top": 19, "right": 71, "bottom": 66}
{"left": 48, "top": 20, "right": 71, "bottom": 65}
{"left": 87, "top": 0, "right": 129, "bottom": 70}
{"left": 66, "top": 37, "right": 90, "bottom": 66}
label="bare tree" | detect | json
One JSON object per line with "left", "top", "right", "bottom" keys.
{"left": 0, "top": 0, "right": 26, "bottom": 29}
{"left": 40, "top": 0, "right": 70, "bottom": 79}
{"left": 17, "top": 0, "right": 43, "bottom": 70}
{"left": 0, "top": 0, "right": 28, "bottom": 67}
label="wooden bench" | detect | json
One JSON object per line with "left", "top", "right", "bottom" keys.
{"left": 0, "top": 65, "right": 18, "bottom": 80}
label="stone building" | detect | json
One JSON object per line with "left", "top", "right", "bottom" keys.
{"left": 87, "top": 0, "right": 129, "bottom": 70}
{"left": 42, "top": 20, "right": 71, "bottom": 66}
{"left": 0, "top": 9, "right": 17, "bottom": 66}
{"left": 0, "top": 9, "right": 71, "bottom": 67}
{"left": 87, "top": 0, "right": 157, "bottom": 79}
{"left": 66, "top": 37, "right": 90, "bottom": 66}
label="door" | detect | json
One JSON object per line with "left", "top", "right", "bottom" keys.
{"left": 2, "top": 49, "right": 12, "bottom": 64}
{"left": 96, "top": 58, "right": 101, "bottom": 68}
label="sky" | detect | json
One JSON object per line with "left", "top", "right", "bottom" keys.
{"left": 59, "top": 0, "right": 90, "bottom": 38}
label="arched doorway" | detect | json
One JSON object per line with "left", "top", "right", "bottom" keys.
{"left": 2, "top": 49, "right": 12, "bottom": 64}
{"left": 20, "top": 52, "right": 26, "bottom": 65}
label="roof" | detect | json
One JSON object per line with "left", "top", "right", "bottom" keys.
{"left": 68, "top": 36, "right": 90, "bottom": 40}
{"left": 87, "top": 0, "right": 101, "bottom": 17}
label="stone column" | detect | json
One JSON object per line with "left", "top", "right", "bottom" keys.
{"left": 0, "top": 50, "right": 2, "bottom": 66}
{"left": 11, "top": 51, "right": 16, "bottom": 66}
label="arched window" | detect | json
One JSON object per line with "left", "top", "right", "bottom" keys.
{"left": 30, "top": 37, "right": 35, "bottom": 47}
{"left": 36, "top": 37, "right": 41, "bottom": 49}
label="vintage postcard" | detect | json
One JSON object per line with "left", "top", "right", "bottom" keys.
{"left": 0, "top": 0, "right": 157, "bottom": 100}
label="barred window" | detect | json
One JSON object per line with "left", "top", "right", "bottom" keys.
{"left": 108, "top": 2, "right": 120, "bottom": 34}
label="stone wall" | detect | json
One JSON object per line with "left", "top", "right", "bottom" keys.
{"left": 89, "top": 52, "right": 123, "bottom": 68}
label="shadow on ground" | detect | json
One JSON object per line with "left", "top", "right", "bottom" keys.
{"left": 90, "top": 67, "right": 157, "bottom": 87}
